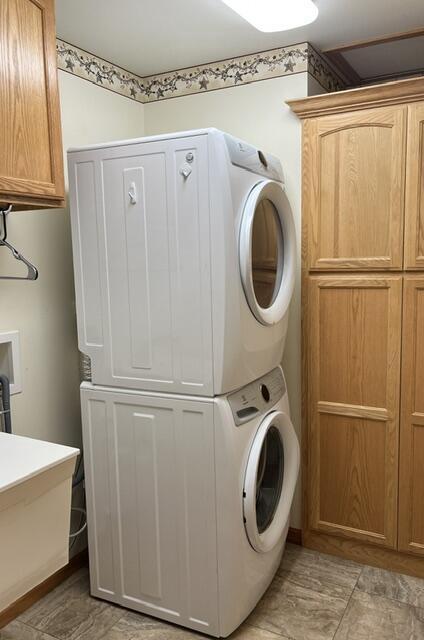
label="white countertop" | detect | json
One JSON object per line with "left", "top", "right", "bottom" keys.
{"left": 0, "top": 432, "right": 79, "bottom": 493}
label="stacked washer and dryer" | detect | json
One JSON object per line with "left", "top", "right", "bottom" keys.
{"left": 68, "top": 128, "right": 300, "bottom": 638}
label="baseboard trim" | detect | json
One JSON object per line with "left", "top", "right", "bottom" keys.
{"left": 0, "top": 550, "right": 88, "bottom": 630}
{"left": 287, "top": 527, "right": 302, "bottom": 545}
{"left": 304, "top": 531, "right": 424, "bottom": 579}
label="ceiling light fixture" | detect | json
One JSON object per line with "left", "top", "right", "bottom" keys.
{"left": 221, "top": 0, "right": 318, "bottom": 32}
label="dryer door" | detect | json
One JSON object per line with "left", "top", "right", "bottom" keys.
{"left": 239, "top": 180, "right": 296, "bottom": 326}
{"left": 243, "top": 410, "right": 299, "bottom": 553}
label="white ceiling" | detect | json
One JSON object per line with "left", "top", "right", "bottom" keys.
{"left": 55, "top": 0, "right": 424, "bottom": 77}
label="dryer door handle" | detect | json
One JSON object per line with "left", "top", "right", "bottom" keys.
{"left": 128, "top": 182, "right": 137, "bottom": 204}
{"left": 180, "top": 164, "right": 192, "bottom": 179}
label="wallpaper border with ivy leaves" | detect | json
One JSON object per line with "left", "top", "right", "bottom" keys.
{"left": 56, "top": 38, "right": 344, "bottom": 103}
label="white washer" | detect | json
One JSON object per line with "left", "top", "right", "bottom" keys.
{"left": 69, "top": 129, "right": 296, "bottom": 396}
{"left": 80, "top": 367, "right": 299, "bottom": 637}
{"left": 215, "top": 367, "right": 300, "bottom": 636}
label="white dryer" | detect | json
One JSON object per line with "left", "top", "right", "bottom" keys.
{"left": 80, "top": 367, "right": 299, "bottom": 637}
{"left": 69, "top": 129, "right": 296, "bottom": 395}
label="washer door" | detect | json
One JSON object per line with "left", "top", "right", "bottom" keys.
{"left": 243, "top": 411, "right": 300, "bottom": 553}
{"left": 239, "top": 180, "right": 296, "bottom": 326}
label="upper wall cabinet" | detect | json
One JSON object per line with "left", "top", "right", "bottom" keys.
{"left": 405, "top": 103, "right": 424, "bottom": 270}
{"left": 0, "top": 0, "right": 64, "bottom": 210}
{"left": 303, "top": 106, "right": 406, "bottom": 271}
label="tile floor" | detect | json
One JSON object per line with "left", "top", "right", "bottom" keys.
{"left": 2, "top": 544, "right": 424, "bottom": 640}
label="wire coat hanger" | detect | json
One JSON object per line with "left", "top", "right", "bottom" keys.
{"left": 0, "top": 206, "right": 38, "bottom": 280}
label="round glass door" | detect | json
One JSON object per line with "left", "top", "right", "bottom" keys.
{"left": 251, "top": 199, "right": 283, "bottom": 310}
{"left": 240, "top": 180, "right": 296, "bottom": 326}
{"left": 256, "top": 425, "right": 284, "bottom": 533}
{"left": 243, "top": 411, "right": 300, "bottom": 553}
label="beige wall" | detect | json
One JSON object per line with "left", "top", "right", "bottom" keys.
{"left": 0, "top": 70, "right": 144, "bottom": 449}
{"left": 145, "top": 73, "right": 310, "bottom": 527}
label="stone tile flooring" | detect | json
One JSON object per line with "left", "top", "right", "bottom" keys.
{"left": 2, "top": 544, "right": 424, "bottom": 640}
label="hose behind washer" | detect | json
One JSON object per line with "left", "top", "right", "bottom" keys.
{"left": 0, "top": 374, "right": 12, "bottom": 434}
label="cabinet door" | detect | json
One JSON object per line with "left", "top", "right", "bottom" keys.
{"left": 405, "top": 103, "right": 424, "bottom": 269}
{"left": 0, "top": 0, "right": 64, "bottom": 208}
{"left": 399, "top": 277, "right": 424, "bottom": 555}
{"left": 307, "top": 276, "right": 402, "bottom": 547}
{"left": 304, "top": 106, "right": 406, "bottom": 270}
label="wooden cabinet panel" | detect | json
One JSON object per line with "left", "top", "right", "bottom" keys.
{"left": 399, "top": 277, "right": 424, "bottom": 555}
{"left": 405, "top": 103, "right": 424, "bottom": 270}
{"left": 0, "top": 0, "right": 64, "bottom": 209}
{"left": 291, "top": 79, "right": 424, "bottom": 573}
{"left": 319, "top": 415, "right": 387, "bottom": 536}
{"left": 304, "top": 107, "right": 406, "bottom": 270}
{"left": 308, "top": 276, "right": 402, "bottom": 547}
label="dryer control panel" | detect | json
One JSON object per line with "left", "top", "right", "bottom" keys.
{"left": 224, "top": 134, "right": 284, "bottom": 183}
{"left": 228, "top": 367, "right": 286, "bottom": 426}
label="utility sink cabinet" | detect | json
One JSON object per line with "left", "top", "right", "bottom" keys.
{"left": 0, "top": 433, "right": 78, "bottom": 613}
{"left": 0, "top": 0, "right": 65, "bottom": 210}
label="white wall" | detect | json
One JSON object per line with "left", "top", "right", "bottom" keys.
{"left": 145, "top": 73, "right": 309, "bottom": 527}
{"left": 0, "top": 71, "right": 144, "bottom": 449}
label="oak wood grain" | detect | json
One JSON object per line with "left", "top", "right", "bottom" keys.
{"left": 308, "top": 275, "right": 402, "bottom": 548}
{"left": 404, "top": 103, "right": 424, "bottom": 269}
{"left": 287, "top": 76, "right": 424, "bottom": 119}
{"left": 304, "top": 531, "right": 424, "bottom": 580}
{"left": 297, "top": 79, "right": 424, "bottom": 571}
{"left": 0, "top": 0, "right": 64, "bottom": 209}
{"left": 286, "top": 527, "right": 302, "bottom": 546}
{"left": 300, "top": 125, "right": 312, "bottom": 537}
{"left": 399, "top": 277, "right": 424, "bottom": 556}
{"left": 304, "top": 107, "right": 406, "bottom": 271}
{"left": 317, "top": 401, "right": 390, "bottom": 421}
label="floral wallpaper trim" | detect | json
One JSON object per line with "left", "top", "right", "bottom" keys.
{"left": 56, "top": 39, "right": 345, "bottom": 103}
{"left": 141, "top": 43, "right": 310, "bottom": 102}
{"left": 56, "top": 39, "right": 146, "bottom": 102}
{"left": 307, "top": 44, "right": 346, "bottom": 93}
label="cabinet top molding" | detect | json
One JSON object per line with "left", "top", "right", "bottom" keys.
{"left": 287, "top": 76, "right": 424, "bottom": 118}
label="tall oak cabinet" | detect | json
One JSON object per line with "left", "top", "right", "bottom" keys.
{"left": 289, "top": 77, "right": 424, "bottom": 576}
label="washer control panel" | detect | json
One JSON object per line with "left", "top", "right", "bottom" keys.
{"left": 228, "top": 368, "right": 286, "bottom": 426}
